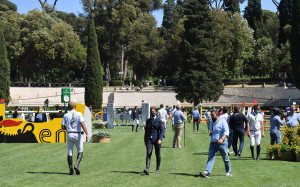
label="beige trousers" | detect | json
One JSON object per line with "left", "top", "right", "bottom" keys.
{"left": 173, "top": 123, "right": 184, "bottom": 147}
{"left": 206, "top": 119, "right": 211, "bottom": 132}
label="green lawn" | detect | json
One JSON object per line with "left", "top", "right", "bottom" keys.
{"left": 1, "top": 121, "right": 299, "bottom": 187}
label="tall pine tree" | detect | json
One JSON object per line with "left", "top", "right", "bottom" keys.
{"left": 224, "top": 0, "right": 241, "bottom": 13}
{"left": 244, "top": 0, "right": 263, "bottom": 39}
{"left": 158, "top": 0, "right": 184, "bottom": 78}
{"left": 0, "top": 29, "right": 10, "bottom": 105}
{"left": 175, "top": 0, "right": 223, "bottom": 106}
{"left": 85, "top": 19, "right": 103, "bottom": 109}
{"left": 291, "top": 0, "right": 300, "bottom": 89}
{"left": 161, "top": 0, "right": 182, "bottom": 39}
{"left": 278, "top": 0, "right": 292, "bottom": 46}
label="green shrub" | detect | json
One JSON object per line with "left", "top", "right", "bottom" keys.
{"left": 133, "top": 80, "right": 142, "bottom": 86}
{"left": 103, "top": 81, "right": 109, "bottom": 87}
{"left": 92, "top": 131, "right": 112, "bottom": 137}
{"left": 110, "top": 80, "right": 124, "bottom": 86}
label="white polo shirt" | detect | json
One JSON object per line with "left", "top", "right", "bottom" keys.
{"left": 62, "top": 110, "right": 84, "bottom": 133}
{"left": 158, "top": 108, "right": 168, "bottom": 122}
{"left": 248, "top": 112, "right": 264, "bottom": 131}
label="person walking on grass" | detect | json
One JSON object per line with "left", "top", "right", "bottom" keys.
{"left": 229, "top": 106, "right": 248, "bottom": 157}
{"left": 158, "top": 104, "right": 169, "bottom": 132}
{"left": 191, "top": 107, "right": 201, "bottom": 132}
{"left": 172, "top": 105, "right": 186, "bottom": 148}
{"left": 170, "top": 105, "right": 176, "bottom": 127}
{"left": 204, "top": 106, "right": 212, "bottom": 133}
{"left": 200, "top": 109, "right": 231, "bottom": 178}
{"left": 62, "top": 102, "right": 89, "bottom": 175}
{"left": 227, "top": 109, "right": 233, "bottom": 155}
{"left": 270, "top": 108, "right": 285, "bottom": 145}
{"left": 219, "top": 107, "right": 229, "bottom": 121}
{"left": 144, "top": 108, "right": 164, "bottom": 175}
{"left": 131, "top": 106, "right": 140, "bottom": 132}
{"left": 247, "top": 105, "right": 264, "bottom": 160}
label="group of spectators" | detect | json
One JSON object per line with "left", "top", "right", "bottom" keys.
{"left": 12, "top": 105, "right": 64, "bottom": 122}
{"left": 197, "top": 104, "right": 300, "bottom": 178}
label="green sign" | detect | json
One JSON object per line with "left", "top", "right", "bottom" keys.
{"left": 61, "top": 88, "right": 71, "bottom": 103}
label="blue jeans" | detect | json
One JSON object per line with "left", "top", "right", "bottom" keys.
{"left": 205, "top": 140, "right": 231, "bottom": 174}
{"left": 232, "top": 129, "right": 245, "bottom": 154}
{"left": 270, "top": 131, "right": 281, "bottom": 145}
{"left": 193, "top": 119, "right": 200, "bottom": 131}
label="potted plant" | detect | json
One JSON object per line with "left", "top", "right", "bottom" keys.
{"left": 296, "top": 147, "right": 300, "bottom": 162}
{"left": 280, "top": 144, "right": 296, "bottom": 161}
{"left": 92, "top": 131, "right": 112, "bottom": 143}
{"left": 266, "top": 144, "right": 281, "bottom": 160}
{"left": 92, "top": 120, "right": 107, "bottom": 129}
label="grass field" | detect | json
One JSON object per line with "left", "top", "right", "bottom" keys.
{"left": 1, "top": 121, "right": 299, "bottom": 187}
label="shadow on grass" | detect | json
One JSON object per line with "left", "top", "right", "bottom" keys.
{"left": 27, "top": 171, "right": 69, "bottom": 175}
{"left": 170, "top": 173, "right": 224, "bottom": 177}
{"left": 229, "top": 157, "right": 254, "bottom": 160}
{"left": 161, "top": 146, "right": 175, "bottom": 149}
{"left": 170, "top": 173, "right": 199, "bottom": 178}
{"left": 193, "top": 152, "right": 209, "bottom": 155}
{"left": 111, "top": 171, "right": 144, "bottom": 176}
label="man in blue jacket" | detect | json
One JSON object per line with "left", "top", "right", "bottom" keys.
{"left": 172, "top": 105, "right": 187, "bottom": 148}
{"left": 144, "top": 108, "right": 165, "bottom": 175}
{"left": 191, "top": 107, "right": 201, "bottom": 132}
{"left": 286, "top": 105, "right": 300, "bottom": 128}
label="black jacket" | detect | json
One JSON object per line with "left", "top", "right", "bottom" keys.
{"left": 144, "top": 117, "right": 165, "bottom": 143}
{"left": 229, "top": 112, "right": 248, "bottom": 131}
{"left": 131, "top": 109, "right": 139, "bottom": 120}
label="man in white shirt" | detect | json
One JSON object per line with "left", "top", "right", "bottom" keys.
{"left": 158, "top": 104, "right": 169, "bottom": 132}
{"left": 170, "top": 105, "right": 176, "bottom": 126}
{"left": 219, "top": 107, "right": 229, "bottom": 121}
{"left": 247, "top": 105, "right": 264, "bottom": 160}
{"left": 62, "top": 102, "right": 89, "bottom": 175}
{"left": 205, "top": 107, "right": 212, "bottom": 133}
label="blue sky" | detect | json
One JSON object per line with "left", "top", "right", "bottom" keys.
{"left": 10, "top": 0, "right": 277, "bottom": 27}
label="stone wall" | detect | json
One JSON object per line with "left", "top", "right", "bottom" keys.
{"left": 9, "top": 86, "right": 300, "bottom": 107}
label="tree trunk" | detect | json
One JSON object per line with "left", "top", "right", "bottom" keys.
{"left": 123, "top": 59, "right": 128, "bottom": 80}
{"left": 121, "top": 45, "right": 124, "bottom": 79}
{"left": 129, "top": 68, "right": 132, "bottom": 81}
{"left": 105, "top": 63, "right": 111, "bottom": 81}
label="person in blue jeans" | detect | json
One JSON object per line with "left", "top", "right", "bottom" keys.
{"left": 200, "top": 110, "right": 231, "bottom": 178}
{"left": 191, "top": 107, "right": 201, "bottom": 132}
{"left": 229, "top": 106, "right": 248, "bottom": 157}
{"left": 270, "top": 108, "right": 285, "bottom": 145}
{"left": 227, "top": 109, "right": 233, "bottom": 154}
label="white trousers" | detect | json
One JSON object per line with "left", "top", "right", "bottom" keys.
{"left": 132, "top": 119, "right": 139, "bottom": 126}
{"left": 67, "top": 133, "right": 83, "bottom": 156}
{"left": 162, "top": 121, "right": 167, "bottom": 129}
{"left": 249, "top": 130, "right": 261, "bottom": 146}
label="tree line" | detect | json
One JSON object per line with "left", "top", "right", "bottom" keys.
{"left": 0, "top": 0, "right": 300, "bottom": 107}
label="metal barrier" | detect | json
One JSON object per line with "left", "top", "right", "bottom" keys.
{"left": 92, "top": 107, "right": 108, "bottom": 121}
{"left": 10, "top": 82, "right": 85, "bottom": 88}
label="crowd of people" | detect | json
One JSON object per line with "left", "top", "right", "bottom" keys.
{"left": 139, "top": 104, "right": 299, "bottom": 178}
{"left": 12, "top": 105, "right": 65, "bottom": 122}
{"left": 11, "top": 102, "right": 300, "bottom": 177}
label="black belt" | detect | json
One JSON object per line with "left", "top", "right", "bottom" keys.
{"left": 68, "top": 131, "right": 84, "bottom": 135}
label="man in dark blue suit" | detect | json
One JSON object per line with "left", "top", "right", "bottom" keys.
{"left": 131, "top": 106, "right": 140, "bottom": 132}
{"left": 144, "top": 107, "right": 165, "bottom": 175}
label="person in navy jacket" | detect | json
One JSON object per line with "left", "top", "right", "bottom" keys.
{"left": 143, "top": 107, "right": 165, "bottom": 175}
